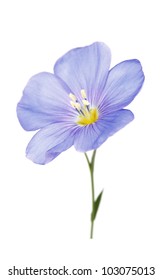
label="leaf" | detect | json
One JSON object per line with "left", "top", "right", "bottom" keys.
{"left": 91, "top": 190, "right": 104, "bottom": 221}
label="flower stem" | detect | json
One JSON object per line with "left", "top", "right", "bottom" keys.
{"left": 85, "top": 150, "right": 97, "bottom": 239}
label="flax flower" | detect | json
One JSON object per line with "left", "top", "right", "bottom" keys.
{"left": 17, "top": 42, "right": 144, "bottom": 165}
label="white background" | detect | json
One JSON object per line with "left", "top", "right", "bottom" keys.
{"left": 0, "top": 0, "right": 162, "bottom": 279}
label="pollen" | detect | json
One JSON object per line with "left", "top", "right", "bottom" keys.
{"left": 69, "top": 90, "right": 99, "bottom": 126}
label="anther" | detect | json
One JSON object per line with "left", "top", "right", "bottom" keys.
{"left": 69, "top": 90, "right": 90, "bottom": 116}
{"left": 75, "top": 102, "right": 81, "bottom": 111}
{"left": 69, "top": 93, "right": 77, "bottom": 102}
{"left": 82, "top": 99, "right": 90, "bottom": 106}
{"left": 80, "top": 89, "right": 87, "bottom": 99}
{"left": 70, "top": 101, "right": 77, "bottom": 108}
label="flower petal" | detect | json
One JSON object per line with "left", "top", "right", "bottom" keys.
{"left": 54, "top": 42, "right": 111, "bottom": 105}
{"left": 26, "top": 122, "right": 76, "bottom": 164}
{"left": 99, "top": 59, "right": 145, "bottom": 114}
{"left": 17, "top": 72, "right": 76, "bottom": 131}
{"left": 74, "top": 109, "right": 134, "bottom": 152}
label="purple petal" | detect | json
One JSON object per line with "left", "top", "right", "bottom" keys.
{"left": 74, "top": 109, "right": 134, "bottom": 152}
{"left": 17, "top": 72, "right": 76, "bottom": 131}
{"left": 26, "top": 122, "right": 77, "bottom": 164}
{"left": 99, "top": 59, "right": 145, "bottom": 114}
{"left": 54, "top": 42, "right": 111, "bottom": 105}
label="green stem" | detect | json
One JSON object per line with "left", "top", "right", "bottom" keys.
{"left": 85, "top": 150, "right": 97, "bottom": 239}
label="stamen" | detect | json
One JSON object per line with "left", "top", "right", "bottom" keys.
{"left": 69, "top": 89, "right": 98, "bottom": 125}
{"left": 70, "top": 101, "right": 77, "bottom": 108}
{"left": 75, "top": 102, "right": 81, "bottom": 111}
{"left": 81, "top": 89, "right": 87, "bottom": 99}
{"left": 69, "top": 93, "right": 77, "bottom": 102}
{"left": 70, "top": 100, "right": 84, "bottom": 115}
{"left": 82, "top": 99, "right": 90, "bottom": 106}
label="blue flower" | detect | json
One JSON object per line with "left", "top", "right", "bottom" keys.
{"left": 17, "top": 42, "right": 145, "bottom": 164}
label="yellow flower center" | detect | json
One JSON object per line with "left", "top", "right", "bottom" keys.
{"left": 69, "top": 90, "right": 99, "bottom": 126}
{"left": 77, "top": 108, "right": 98, "bottom": 125}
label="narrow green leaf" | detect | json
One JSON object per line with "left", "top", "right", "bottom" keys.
{"left": 91, "top": 190, "right": 104, "bottom": 221}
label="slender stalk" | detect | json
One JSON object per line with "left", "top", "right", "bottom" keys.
{"left": 85, "top": 150, "right": 97, "bottom": 239}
